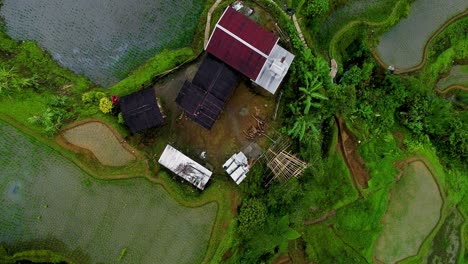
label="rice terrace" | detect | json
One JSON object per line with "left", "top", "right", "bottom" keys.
{"left": 0, "top": 0, "right": 467, "bottom": 263}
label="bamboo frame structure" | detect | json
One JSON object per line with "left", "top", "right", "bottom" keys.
{"left": 263, "top": 137, "right": 308, "bottom": 183}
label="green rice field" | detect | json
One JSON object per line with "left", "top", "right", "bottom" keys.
{"left": 436, "top": 65, "right": 468, "bottom": 91}
{"left": 374, "top": 161, "right": 443, "bottom": 263}
{"left": 0, "top": 0, "right": 204, "bottom": 87}
{"left": 0, "top": 122, "right": 217, "bottom": 263}
{"left": 376, "top": 0, "right": 468, "bottom": 69}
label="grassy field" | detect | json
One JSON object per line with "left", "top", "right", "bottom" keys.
{"left": 376, "top": 0, "right": 467, "bottom": 69}
{"left": 374, "top": 161, "right": 443, "bottom": 263}
{"left": 0, "top": 121, "right": 217, "bottom": 264}
{"left": 61, "top": 121, "right": 136, "bottom": 167}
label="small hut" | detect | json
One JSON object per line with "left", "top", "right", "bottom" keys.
{"left": 158, "top": 145, "right": 212, "bottom": 190}
{"left": 120, "top": 88, "right": 164, "bottom": 133}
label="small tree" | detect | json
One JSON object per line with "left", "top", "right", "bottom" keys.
{"left": 304, "top": 0, "right": 330, "bottom": 18}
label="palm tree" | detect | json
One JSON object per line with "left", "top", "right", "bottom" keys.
{"left": 298, "top": 73, "right": 328, "bottom": 115}
{"left": 287, "top": 72, "right": 328, "bottom": 142}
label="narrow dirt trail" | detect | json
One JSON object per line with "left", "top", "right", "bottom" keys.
{"left": 292, "top": 14, "right": 308, "bottom": 48}
{"left": 204, "top": 0, "right": 224, "bottom": 47}
{"left": 436, "top": 84, "right": 468, "bottom": 94}
{"left": 335, "top": 116, "right": 370, "bottom": 196}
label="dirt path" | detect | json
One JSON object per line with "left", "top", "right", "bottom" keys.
{"left": 372, "top": 10, "right": 468, "bottom": 74}
{"left": 204, "top": 0, "right": 224, "bottom": 47}
{"left": 304, "top": 210, "right": 336, "bottom": 225}
{"left": 435, "top": 84, "right": 468, "bottom": 94}
{"left": 335, "top": 116, "right": 370, "bottom": 194}
{"left": 292, "top": 14, "right": 308, "bottom": 48}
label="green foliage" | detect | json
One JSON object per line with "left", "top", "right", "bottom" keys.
{"left": 117, "top": 112, "right": 125, "bottom": 124}
{"left": 110, "top": 48, "right": 194, "bottom": 96}
{"left": 237, "top": 199, "right": 267, "bottom": 238}
{"left": 82, "top": 91, "right": 106, "bottom": 103}
{"left": 27, "top": 96, "right": 72, "bottom": 135}
{"left": 303, "top": 0, "right": 330, "bottom": 18}
{"left": 239, "top": 215, "right": 300, "bottom": 263}
{"left": 303, "top": 224, "right": 364, "bottom": 263}
{"left": 0, "top": 65, "right": 38, "bottom": 96}
{"left": 118, "top": 247, "right": 127, "bottom": 261}
{"left": 334, "top": 188, "right": 389, "bottom": 261}
{"left": 99, "top": 97, "right": 113, "bottom": 114}
{"left": 287, "top": 73, "right": 328, "bottom": 142}
{"left": 399, "top": 93, "right": 467, "bottom": 164}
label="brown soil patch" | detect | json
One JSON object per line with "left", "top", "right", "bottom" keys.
{"left": 304, "top": 210, "right": 337, "bottom": 225}
{"left": 272, "top": 254, "right": 292, "bottom": 264}
{"left": 335, "top": 116, "right": 370, "bottom": 192}
{"left": 152, "top": 59, "right": 276, "bottom": 173}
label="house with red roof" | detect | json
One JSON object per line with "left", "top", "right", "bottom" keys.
{"left": 205, "top": 6, "right": 294, "bottom": 94}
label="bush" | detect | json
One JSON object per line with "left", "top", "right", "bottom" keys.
{"left": 99, "top": 97, "right": 113, "bottom": 114}
{"left": 237, "top": 199, "right": 267, "bottom": 238}
{"left": 117, "top": 112, "right": 125, "bottom": 124}
{"left": 81, "top": 91, "right": 106, "bottom": 103}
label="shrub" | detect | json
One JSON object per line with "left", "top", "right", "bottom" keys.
{"left": 117, "top": 112, "right": 125, "bottom": 124}
{"left": 81, "top": 91, "right": 106, "bottom": 103}
{"left": 237, "top": 199, "right": 267, "bottom": 238}
{"left": 99, "top": 97, "right": 113, "bottom": 114}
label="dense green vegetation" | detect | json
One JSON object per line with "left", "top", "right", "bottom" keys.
{"left": 0, "top": 0, "right": 466, "bottom": 263}
{"left": 220, "top": 1, "right": 467, "bottom": 263}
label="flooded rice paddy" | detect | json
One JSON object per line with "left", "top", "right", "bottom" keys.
{"left": 62, "top": 121, "right": 136, "bottom": 166}
{"left": 374, "top": 161, "right": 442, "bottom": 263}
{"left": 437, "top": 65, "right": 468, "bottom": 91}
{"left": 0, "top": 0, "right": 204, "bottom": 87}
{"left": 0, "top": 122, "right": 217, "bottom": 264}
{"left": 425, "top": 208, "right": 464, "bottom": 264}
{"left": 376, "top": 0, "right": 467, "bottom": 69}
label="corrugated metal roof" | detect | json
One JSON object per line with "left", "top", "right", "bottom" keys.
{"left": 176, "top": 55, "right": 238, "bottom": 129}
{"left": 218, "top": 7, "right": 278, "bottom": 55}
{"left": 158, "top": 145, "right": 212, "bottom": 190}
{"left": 206, "top": 29, "right": 266, "bottom": 80}
{"left": 205, "top": 6, "right": 294, "bottom": 94}
{"left": 223, "top": 152, "right": 249, "bottom": 185}
{"left": 120, "top": 88, "right": 164, "bottom": 133}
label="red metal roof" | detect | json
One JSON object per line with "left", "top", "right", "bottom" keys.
{"left": 207, "top": 29, "right": 266, "bottom": 80}
{"left": 206, "top": 6, "right": 278, "bottom": 80}
{"left": 218, "top": 7, "right": 278, "bottom": 55}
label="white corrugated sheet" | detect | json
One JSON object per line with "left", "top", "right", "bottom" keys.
{"left": 158, "top": 145, "right": 212, "bottom": 190}
{"left": 223, "top": 152, "right": 249, "bottom": 185}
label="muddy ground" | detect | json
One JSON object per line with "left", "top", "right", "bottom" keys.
{"left": 149, "top": 56, "right": 276, "bottom": 173}
{"left": 336, "top": 117, "right": 370, "bottom": 193}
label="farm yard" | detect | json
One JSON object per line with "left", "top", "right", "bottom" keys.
{"left": 0, "top": 0, "right": 205, "bottom": 86}
{"left": 0, "top": 0, "right": 467, "bottom": 263}
{"left": 0, "top": 122, "right": 217, "bottom": 264}
{"left": 376, "top": 0, "right": 468, "bottom": 69}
